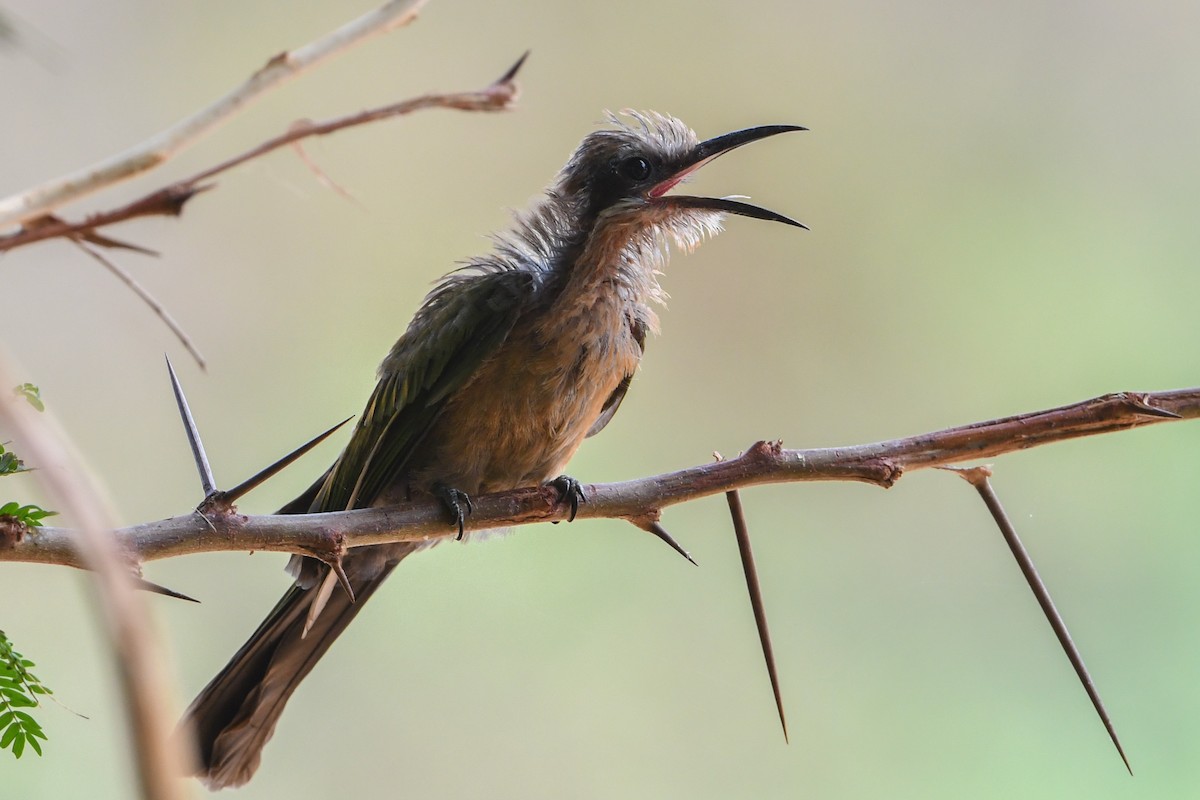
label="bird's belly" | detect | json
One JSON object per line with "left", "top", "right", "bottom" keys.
{"left": 406, "top": 318, "right": 639, "bottom": 495}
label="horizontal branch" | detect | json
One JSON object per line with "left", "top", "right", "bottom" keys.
{"left": 3, "top": 388, "right": 1194, "bottom": 571}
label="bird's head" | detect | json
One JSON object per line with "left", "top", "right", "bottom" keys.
{"left": 555, "top": 111, "right": 805, "bottom": 233}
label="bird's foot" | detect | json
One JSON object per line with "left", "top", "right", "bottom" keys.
{"left": 432, "top": 483, "right": 473, "bottom": 540}
{"left": 547, "top": 474, "right": 586, "bottom": 522}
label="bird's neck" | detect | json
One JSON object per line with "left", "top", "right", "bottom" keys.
{"left": 518, "top": 195, "right": 668, "bottom": 307}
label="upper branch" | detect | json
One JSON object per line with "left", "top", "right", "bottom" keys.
{"left": 0, "top": 52, "right": 524, "bottom": 253}
{"left": 0, "top": 0, "right": 429, "bottom": 230}
{"left": 3, "top": 388, "right": 1194, "bottom": 570}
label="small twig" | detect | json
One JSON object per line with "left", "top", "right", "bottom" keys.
{"left": 71, "top": 241, "right": 207, "bottom": 369}
{"left": 0, "top": 350, "right": 188, "bottom": 800}
{"left": 0, "top": 52, "right": 527, "bottom": 253}
{"left": 946, "top": 465, "right": 1131, "bottom": 774}
{"left": 290, "top": 138, "right": 362, "bottom": 206}
{"left": 725, "top": 488, "right": 787, "bottom": 742}
{"left": 165, "top": 355, "right": 216, "bottom": 497}
{"left": 0, "top": 0, "right": 431, "bottom": 229}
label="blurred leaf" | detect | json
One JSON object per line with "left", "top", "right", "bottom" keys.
{"left": 0, "top": 631, "right": 50, "bottom": 759}
{"left": 0, "top": 450, "right": 25, "bottom": 475}
{"left": 12, "top": 384, "right": 43, "bottom": 413}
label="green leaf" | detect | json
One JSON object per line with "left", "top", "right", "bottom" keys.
{"left": 0, "top": 503, "right": 57, "bottom": 528}
{"left": 1, "top": 689, "right": 36, "bottom": 708}
{"left": 0, "top": 631, "right": 50, "bottom": 758}
{"left": 0, "top": 450, "right": 25, "bottom": 476}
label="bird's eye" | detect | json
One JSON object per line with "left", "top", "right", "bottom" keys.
{"left": 617, "top": 156, "right": 652, "bottom": 182}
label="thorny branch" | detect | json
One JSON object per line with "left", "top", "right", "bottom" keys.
{"left": 0, "top": 53, "right": 526, "bottom": 254}
{"left": 2, "top": 387, "right": 1194, "bottom": 570}
{"left": 0, "top": 0, "right": 431, "bottom": 229}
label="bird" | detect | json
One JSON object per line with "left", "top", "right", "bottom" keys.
{"left": 180, "top": 110, "right": 803, "bottom": 789}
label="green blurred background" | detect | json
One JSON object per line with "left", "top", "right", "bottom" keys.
{"left": 3, "top": 0, "right": 1199, "bottom": 797}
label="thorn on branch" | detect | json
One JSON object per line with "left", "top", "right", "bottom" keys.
{"left": 1121, "top": 392, "right": 1182, "bottom": 419}
{"left": 496, "top": 50, "right": 530, "bottom": 85}
{"left": 120, "top": 183, "right": 211, "bottom": 220}
{"left": 725, "top": 489, "right": 788, "bottom": 743}
{"left": 326, "top": 555, "right": 355, "bottom": 604}
{"left": 631, "top": 517, "right": 697, "bottom": 565}
{"left": 216, "top": 416, "right": 353, "bottom": 508}
{"left": 942, "top": 464, "right": 1132, "bottom": 774}
{"left": 134, "top": 578, "right": 200, "bottom": 603}
{"left": 38, "top": 215, "right": 160, "bottom": 255}
{"left": 165, "top": 355, "right": 217, "bottom": 498}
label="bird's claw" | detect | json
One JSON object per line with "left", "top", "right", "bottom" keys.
{"left": 548, "top": 475, "right": 586, "bottom": 522}
{"left": 433, "top": 483, "right": 473, "bottom": 540}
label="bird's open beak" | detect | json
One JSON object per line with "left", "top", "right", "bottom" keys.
{"left": 650, "top": 124, "right": 807, "bottom": 228}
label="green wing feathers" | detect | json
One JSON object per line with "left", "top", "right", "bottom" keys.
{"left": 311, "top": 270, "right": 536, "bottom": 512}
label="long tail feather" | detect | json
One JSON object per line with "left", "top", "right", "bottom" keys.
{"left": 179, "top": 548, "right": 414, "bottom": 789}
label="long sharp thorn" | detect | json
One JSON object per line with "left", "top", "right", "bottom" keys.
{"left": 637, "top": 519, "right": 697, "bottom": 565}
{"left": 950, "top": 466, "right": 1131, "bottom": 774}
{"left": 220, "top": 416, "right": 353, "bottom": 505}
{"left": 726, "top": 489, "right": 788, "bottom": 743}
{"left": 166, "top": 354, "right": 216, "bottom": 498}
{"left": 134, "top": 578, "right": 200, "bottom": 603}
